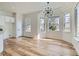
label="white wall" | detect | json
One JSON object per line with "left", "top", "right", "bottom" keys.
{"left": 0, "top": 34, "right": 3, "bottom": 53}
{"left": 0, "top": 10, "right": 15, "bottom": 53}
{"left": 20, "top": 3, "right": 77, "bottom": 44}
{"left": 0, "top": 11, "right": 15, "bottom": 39}
{"left": 44, "top": 10, "right": 63, "bottom": 40}
{"left": 44, "top": 3, "right": 77, "bottom": 43}
{"left": 72, "top": 4, "right": 79, "bottom": 55}
{"left": 0, "top": 2, "right": 78, "bottom": 53}
{"left": 62, "top": 3, "right": 76, "bottom": 43}
{"left": 23, "top": 11, "right": 39, "bottom": 38}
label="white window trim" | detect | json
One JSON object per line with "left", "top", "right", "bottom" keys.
{"left": 74, "top": 37, "right": 79, "bottom": 41}
{"left": 63, "top": 13, "right": 71, "bottom": 32}
{"left": 48, "top": 17, "right": 60, "bottom": 32}
{"left": 73, "top": 7, "right": 79, "bottom": 41}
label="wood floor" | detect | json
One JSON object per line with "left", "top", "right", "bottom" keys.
{"left": 2, "top": 37, "right": 78, "bottom": 56}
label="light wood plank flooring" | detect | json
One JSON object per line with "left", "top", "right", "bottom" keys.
{"left": 2, "top": 37, "right": 78, "bottom": 56}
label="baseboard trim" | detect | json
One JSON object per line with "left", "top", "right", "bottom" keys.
{"left": 19, "top": 36, "right": 33, "bottom": 39}
{"left": 44, "top": 37, "right": 73, "bottom": 47}
{"left": 0, "top": 52, "right": 3, "bottom": 56}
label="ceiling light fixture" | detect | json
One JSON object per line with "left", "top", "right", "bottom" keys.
{"left": 41, "top": 2, "right": 53, "bottom": 18}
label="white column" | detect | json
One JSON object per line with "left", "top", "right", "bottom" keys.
{"left": 16, "top": 13, "right": 23, "bottom": 37}
{"left": 0, "top": 34, "right": 3, "bottom": 53}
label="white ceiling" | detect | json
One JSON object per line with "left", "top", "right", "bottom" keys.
{"left": 0, "top": 2, "right": 77, "bottom": 14}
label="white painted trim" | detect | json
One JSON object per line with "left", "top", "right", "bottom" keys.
{"left": 74, "top": 37, "right": 79, "bottom": 41}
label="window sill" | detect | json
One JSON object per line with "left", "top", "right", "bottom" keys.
{"left": 63, "top": 30, "right": 71, "bottom": 33}
{"left": 63, "top": 31, "right": 71, "bottom": 33}
{"left": 74, "top": 37, "right": 79, "bottom": 41}
{"left": 48, "top": 30, "right": 60, "bottom": 32}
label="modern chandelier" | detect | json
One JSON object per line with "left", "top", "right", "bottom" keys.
{"left": 40, "top": 2, "right": 57, "bottom": 31}
{"left": 41, "top": 2, "right": 53, "bottom": 18}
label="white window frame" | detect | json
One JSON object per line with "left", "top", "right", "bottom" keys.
{"left": 48, "top": 16, "right": 60, "bottom": 32}
{"left": 64, "top": 13, "right": 71, "bottom": 32}
{"left": 24, "top": 18, "right": 31, "bottom": 32}
{"left": 76, "top": 7, "right": 79, "bottom": 37}
{"left": 54, "top": 17, "right": 60, "bottom": 31}
{"left": 40, "top": 18, "right": 45, "bottom": 32}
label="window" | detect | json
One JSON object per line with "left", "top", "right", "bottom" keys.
{"left": 24, "top": 18, "right": 31, "bottom": 32}
{"left": 77, "top": 20, "right": 79, "bottom": 36}
{"left": 64, "top": 13, "right": 70, "bottom": 32}
{"left": 77, "top": 8, "right": 79, "bottom": 36}
{"left": 25, "top": 24, "right": 31, "bottom": 32}
{"left": 55, "top": 17, "right": 60, "bottom": 31}
{"left": 48, "top": 17, "right": 60, "bottom": 31}
{"left": 40, "top": 18, "right": 45, "bottom": 32}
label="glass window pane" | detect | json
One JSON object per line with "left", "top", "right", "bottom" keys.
{"left": 25, "top": 24, "right": 31, "bottom": 32}
{"left": 40, "top": 18, "right": 45, "bottom": 32}
{"left": 24, "top": 18, "right": 31, "bottom": 32}
{"left": 48, "top": 17, "right": 59, "bottom": 31}
{"left": 64, "top": 13, "right": 70, "bottom": 32}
